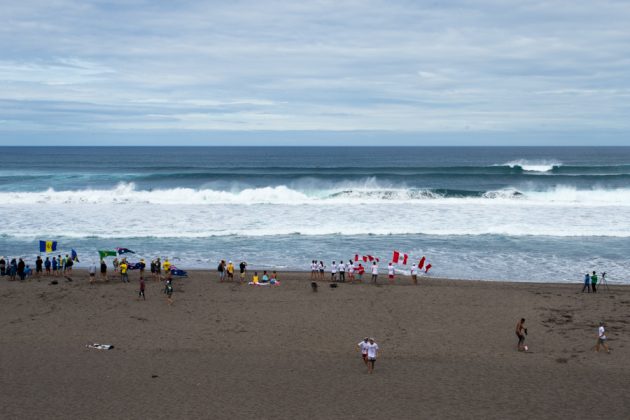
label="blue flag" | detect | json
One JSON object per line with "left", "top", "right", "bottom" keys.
{"left": 71, "top": 249, "right": 80, "bottom": 262}
{"left": 39, "top": 240, "right": 57, "bottom": 253}
{"left": 116, "top": 248, "right": 135, "bottom": 255}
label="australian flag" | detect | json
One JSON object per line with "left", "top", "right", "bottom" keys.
{"left": 116, "top": 247, "right": 135, "bottom": 255}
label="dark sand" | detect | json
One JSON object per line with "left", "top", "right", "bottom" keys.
{"left": 1, "top": 271, "right": 629, "bottom": 419}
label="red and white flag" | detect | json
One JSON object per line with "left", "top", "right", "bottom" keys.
{"left": 365, "top": 255, "right": 380, "bottom": 262}
{"left": 418, "top": 256, "right": 426, "bottom": 269}
{"left": 425, "top": 263, "right": 432, "bottom": 273}
{"left": 392, "top": 250, "right": 408, "bottom": 265}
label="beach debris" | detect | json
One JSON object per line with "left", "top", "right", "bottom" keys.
{"left": 49, "top": 280, "right": 58, "bottom": 285}
{"left": 87, "top": 343, "right": 114, "bottom": 350}
{"left": 311, "top": 282, "right": 318, "bottom": 292}
{"left": 330, "top": 283, "right": 338, "bottom": 288}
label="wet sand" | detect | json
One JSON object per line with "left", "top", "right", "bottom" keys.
{"left": 1, "top": 270, "right": 629, "bottom": 419}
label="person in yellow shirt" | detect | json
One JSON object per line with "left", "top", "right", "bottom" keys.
{"left": 252, "top": 272, "right": 259, "bottom": 284}
{"left": 226, "top": 260, "right": 234, "bottom": 281}
{"left": 163, "top": 259, "right": 171, "bottom": 275}
{"left": 120, "top": 259, "right": 129, "bottom": 283}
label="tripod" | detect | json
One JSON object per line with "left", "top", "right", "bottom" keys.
{"left": 600, "top": 272, "right": 610, "bottom": 292}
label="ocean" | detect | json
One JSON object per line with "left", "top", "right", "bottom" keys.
{"left": 1, "top": 146, "right": 629, "bottom": 283}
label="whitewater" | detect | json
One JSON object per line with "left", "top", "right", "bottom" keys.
{"left": 0, "top": 146, "right": 629, "bottom": 283}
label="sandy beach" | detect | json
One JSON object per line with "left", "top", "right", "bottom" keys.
{"left": 1, "top": 270, "right": 629, "bottom": 419}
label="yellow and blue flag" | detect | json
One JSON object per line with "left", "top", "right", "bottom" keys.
{"left": 39, "top": 240, "right": 58, "bottom": 253}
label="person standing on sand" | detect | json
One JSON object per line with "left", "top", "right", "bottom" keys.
{"left": 338, "top": 260, "right": 345, "bottom": 282}
{"left": 226, "top": 260, "right": 234, "bottom": 281}
{"left": 591, "top": 271, "right": 598, "bottom": 293}
{"left": 582, "top": 272, "right": 591, "bottom": 293}
{"left": 371, "top": 262, "right": 378, "bottom": 284}
{"left": 88, "top": 261, "right": 96, "bottom": 284}
{"left": 357, "top": 337, "right": 369, "bottom": 365}
{"left": 239, "top": 261, "right": 247, "bottom": 282}
{"left": 138, "top": 276, "right": 146, "bottom": 300}
{"left": 411, "top": 263, "right": 418, "bottom": 285}
{"left": 100, "top": 259, "right": 107, "bottom": 281}
{"left": 357, "top": 264, "right": 365, "bottom": 282}
{"left": 318, "top": 261, "right": 325, "bottom": 280}
{"left": 17, "top": 258, "right": 26, "bottom": 281}
{"left": 387, "top": 262, "right": 395, "bottom": 283}
{"left": 331, "top": 261, "right": 337, "bottom": 282}
{"left": 218, "top": 260, "right": 226, "bottom": 282}
{"left": 44, "top": 257, "right": 51, "bottom": 276}
{"left": 366, "top": 338, "right": 379, "bottom": 374}
{"left": 516, "top": 318, "right": 528, "bottom": 351}
{"left": 35, "top": 256, "right": 43, "bottom": 277}
{"left": 595, "top": 322, "right": 610, "bottom": 353}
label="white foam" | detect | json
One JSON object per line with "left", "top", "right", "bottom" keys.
{"left": 502, "top": 159, "right": 562, "bottom": 172}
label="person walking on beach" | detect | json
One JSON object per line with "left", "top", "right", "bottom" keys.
{"left": 357, "top": 337, "right": 369, "bottom": 365}
{"left": 165, "top": 279, "right": 174, "bottom": 305}
{"left": 595, "top": 322, "right": 610, "bottom": 353}
{"left": 582, "top": 272, "right": 591, "bottom": 293}
{"left": 365, "top": 338, "right": 379, "bottom": 374}
{"left": 516, "top": 318, "right": 528, "bottom": 351}
{"left": 591, "top": 271, "right": 598, "bottom": 293}
{"left": 371, "top": 262, "right": 378, "bottom": 284}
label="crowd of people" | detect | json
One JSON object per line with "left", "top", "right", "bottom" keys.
{"left": 0, "top": 254, "right": 76, "bottom": 280}
{"left": 310, "top": 259, "right": 424, "bottom": 285}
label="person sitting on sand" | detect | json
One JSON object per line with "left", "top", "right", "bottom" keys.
{"left": 270, "top": 271, "right": 279, "bottom": 285}
{"left": 252, "top": 272, "right": 259, "bottom": 284}
{"left": 516, "top": 318, "right": 527, "bottom": 351}
{"left": 596, "top": 322, "right": 610, "bottom": 353}
{"left": 261, "top": 271, "right": 269, "bottom": 283}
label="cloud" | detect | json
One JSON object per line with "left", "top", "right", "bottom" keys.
{"left": 0, "top": 0, "right": 630, "bottom": 143}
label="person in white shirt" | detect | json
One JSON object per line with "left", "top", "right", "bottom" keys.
{"left": 387, "top": 262, "right": 395, "bottom": 283}
{"left": 410, "top": 263, "right": 418, "bottom": 285}
{"left": 357, "top": 337, "right": 369, "bottom": 365}
{"left": 338, "top": 259, "right": 345, "bottom": 282}
{"left": 88, "top": 261, "right": 97, "bottom": 284}
{"left": 310, "top": 260, "right": 317, "bottom": 279}
{"left": 596, "top": 322, "right": 610, "bottom": 353}
{"left": 348, "top": 260, "right": 355, "bottom": 282}
{"left": 331, "top": 261, "right": 337, "bottom": 282}
{"left": 318, "top": 261, "right": 325, "bottom": 280}
{"left": 365, "top": 338, "right": 379, "bottom": 374}
{"left": 371, "top": 262, "right": 378, "bottom": 284}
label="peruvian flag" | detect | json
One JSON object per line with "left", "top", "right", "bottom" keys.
{"left": 365, "top": 255, "right": 380, "bottom": 262}
{"left": 425, "top": 264, "right": 432, "bottom": 273}
{"left": 418, "top": 256, "right": 426, "bottom": 269}
{"left": 392, "top": 250, "right": 408, "bottom": 265}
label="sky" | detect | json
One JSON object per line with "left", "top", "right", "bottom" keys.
{"left": 1, "top": 0, "right": 630, "bottom": 146}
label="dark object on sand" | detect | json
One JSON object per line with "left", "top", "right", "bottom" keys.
{"left": 65, "top": 277, "right": 73, "bottom": 282}
{"left": 330, "top": 283, "right": 338, "bottom": 288}
{"left": 311, "top": 281, "right": 318, "bottom": 292}
{"left": 50, "top": 280, "right": 58, "bottom": 285}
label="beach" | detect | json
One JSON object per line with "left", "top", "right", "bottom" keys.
{"left": 1, "top": 271, "right": 628, "bottom": 419}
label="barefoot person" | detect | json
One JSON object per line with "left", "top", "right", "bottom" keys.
{"left": 357, "top": 337, "right": 369, "bottom": 366}
{"left": 366, "top": 338, "right": 379, "bottom": 374}
{"left": 138, "top": 276, "right": 146, "bottom": 300}
{"left": 411, "top": 263, "right": 418, "bottom": 285}
{"left": 596, "top": 322, "right": 610, "bottom": 353}
{"left": 515, "top": 318, "right": 528, "bottom": 351}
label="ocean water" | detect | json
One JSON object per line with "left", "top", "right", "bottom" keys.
{"left": 0, "top": 146, "right": 629, "bottom": 283}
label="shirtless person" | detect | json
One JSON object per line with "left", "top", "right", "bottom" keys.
{"left": 515, "top": 318, "right": 528, "bottom": 351}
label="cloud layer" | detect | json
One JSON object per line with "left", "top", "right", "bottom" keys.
{"left": 1, "top": 0, "right": 630, "bottom": 144}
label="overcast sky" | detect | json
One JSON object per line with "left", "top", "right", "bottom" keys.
{"left": 1, "top": 0, "right": 630, "bottom": 145}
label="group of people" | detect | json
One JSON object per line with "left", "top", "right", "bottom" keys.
{"left": 217, "top": 260, "right": 249, "bottom": 282}
{"left": 0, "top": 254, "right": 77, "bottom": 280}
{"left": 581, "top": 271, "right": 606, "bottom": 293}
{"left": 311, "top": 259, "right": 424, "bottom": 285}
